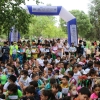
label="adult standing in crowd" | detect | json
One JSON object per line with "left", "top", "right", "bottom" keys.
{"left": 2, "top": 42, "right": 9, "bottom": 63}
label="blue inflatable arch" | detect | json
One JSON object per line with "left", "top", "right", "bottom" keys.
{"left": 25, "top": 5, "right": 78, "bottom": 46}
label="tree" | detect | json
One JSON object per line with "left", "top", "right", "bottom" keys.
{"left": 88, "top": 0, "right": 100, "bottom": 41}
{"left": 60, "top": 18, "right": 67, "bottom": 34}
{"left": 60, "top": 10, "right": 92, "bottom": 38}
{"left": 0, "top": 0, "right": 40, "bottom": 35}
{"left": 27, "top": 16, "right": 66, "bottom": 38}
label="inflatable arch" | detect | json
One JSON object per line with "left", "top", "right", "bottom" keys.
{"left": 25, "top": 5, "right": 78, "bottom": 46}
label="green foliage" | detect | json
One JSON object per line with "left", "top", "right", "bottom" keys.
{"left": 88, "top": 0, "right": 100, "bottom": 40}
{"left": 0, "top": 0, "right": 40, "bottom": 35}
{"left": 28, "top": 16, "right": 66, "bottom": 38}
{"left": 60, "top": 10, "right": 92, "bottom": 38}
{"left": 60, "top": 18, "right": 67, "bottom": 34}
{"left": 0, "top": 34, "right": 7, "bottom": 39}
{"left": 70, "top": 10, "right": 92, "bottom": 38}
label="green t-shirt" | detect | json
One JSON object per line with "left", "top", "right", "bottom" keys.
{"left": 6, "top": 89, "right": 23, "bottom": 100}
{"left": 10, "top": 45, "right": 18, "bottom": 55}
{"left": 26, "top": 49, "right": 31, "bottom": 57}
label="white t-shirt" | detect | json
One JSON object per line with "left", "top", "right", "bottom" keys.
{"left": 69, "top": 47, "right": 76, "bottom": 52}
{"left": 63, "top": 44, "right": 70, "bottom": 52}
{"left": 19, "top": 76, "right": 32, "bottom": 86}
{"left": 4, "top": 82, "right": 20, "bottom": 90}
{"left": 73, "top": 71, "right": 81, "bottom": 82}
{"left": 12, "top": 46, "right": 17, "bottom": 54}
{"left": 65, "top": 68, "right": 70, "bottom": 75}
{"left": 37, "top": 58, "right": 44, "bottom": 66}
{"left": 40, "top": 48, "right": 45, "bottom": 53}
{"left": 55, "top": 59, "right": 60, "bottom": 64}
{"left": 44, "top": 67, "right": 48, "bottom": 73}
{"left": 47, "top": 58, "right": 52, "bottom": 63}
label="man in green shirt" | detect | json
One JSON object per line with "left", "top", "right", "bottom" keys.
{"left": 10, "top": 42, "right": 18, "bottom": 60}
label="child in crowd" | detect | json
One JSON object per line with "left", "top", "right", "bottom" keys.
{"left": 61, "top": 76, "right": 69, "bottom": 96}
{"left": 74, "top": 87, "right": 91, "bottom": 100}
{"left": 52, "top": 84, "right": 62, "bottom": 99}
{"left": 68, "top": 85, "right": 77, "bottom": 100}
{"left": 48, "top": 68, "right": 53, "bottom": 79}
{"left": 32, "top": 74, "right": 44, "bottom": 89}
{"left": 19, "top": 70, "right": 31, "bottom": 90}
{"left": 61, "top": 76, "right": 69, "bottom": 88}
{"left": 45, "top": 78, "right": 56, "bottom": 90}
{"left": 3, "top": 75, "right": 21, "bottom": 93}
{"left": 90, "top": 84, "right": 100, "bottom": 100}
{"left": 41, "top": 90, "right": 55, "bottom": 100}
{"left": 67, "top": 71, "right": 77, "bottom": 86}
{"left": 6, "top": 83, "right": 22, "bottom": 100}
{"left": 20, "top": 86, "right": 37, "bottom": 100}
{"left": 30, "top": 81, "right": 40, "bottom": 96}
{"left": 59, "top": 62, "right": 65, "bottom": 75}
{"left": 72, "top": 65, "right": 81, "bottom": 82}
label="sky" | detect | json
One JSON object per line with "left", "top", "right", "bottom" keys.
{"left": 25, "top": 0, "right": 90, "bottom": 13}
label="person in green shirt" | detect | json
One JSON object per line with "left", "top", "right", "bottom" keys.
{"left": 5, "top": 83, "right": 22, "bottom": 100}
{"left": 25, "top": 46, "right": 32, "bottom": 60}
{"left": 10, "top": 42, "right": 13, "bottom": 56}
{"left": 11, "top": 42, "right": 18, "bottom": 60}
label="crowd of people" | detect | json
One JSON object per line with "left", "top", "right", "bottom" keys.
{"left": 0, "top": 39, "right": 100, "bottom": 100}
